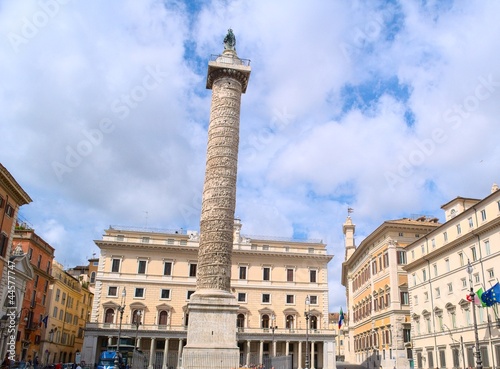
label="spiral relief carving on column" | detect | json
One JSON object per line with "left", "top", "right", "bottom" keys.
{"left": 197, "top": 75, "right": 243, "bottom": 292}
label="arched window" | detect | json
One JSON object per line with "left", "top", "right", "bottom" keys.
{"left": 104, "top": 308, "right": 114, "bottom": 323}
{"left": 158, "top": 311, "right": 168, "bottom": 326}
{"left": 310, "top": 315, "right": 318, "bottom": 329}
{"left": 132, "top": 309, "right": 143, "bottom": 324}
{"left": 286, "top": 315, "right": 294, "bottom": 329}
{"left": 237, "top": 314, "right": 245, "bottom": 328}
{"left": 261, "top": 314, "right": 270, "bottom": 328}
{"left": 90, "top": 271, "right": 96, "bottom": 283}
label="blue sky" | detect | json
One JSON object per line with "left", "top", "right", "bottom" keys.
{"left": 1, "top": 0, "right": 500, "bottom": 312}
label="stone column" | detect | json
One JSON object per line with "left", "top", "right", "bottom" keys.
{"left": 182, "top": 29, "right": 251, "bottom": 369}
{"left": 246, "top": 341, "right": 251, "bottom": 367}
{"left": 259, "top": 340, "right": 264, "bottom": 364}
{"left": 177, "top": 339, "right": 184, "bottom": 369}
{"left": 311, "top": 341, "right": 315, "bottom": 369}
{"left": 162, "top": 338, "right": 169, "bottom": 369}
{"left": 285, "top": 341, "right": 290, "bottom": 356}
{"left": 148, "top": 338, "right": 156, "bottom": 369}
{"left": 298, "top": 341, "right": 303, "bottom": 369}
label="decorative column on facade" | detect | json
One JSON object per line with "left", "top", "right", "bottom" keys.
{"left": 162, "top": 338, "right": 169, "bottom": 369}
{"left": 285, "top": 341, "right": 290, "bottom": 356}
{"left": 311, "top": 341, "right": 315, "bottom": 369}
{"left": 182, "top": 29, "right": 251, "bottom": 369}
{"left": 148, "top": 338, "right": 156, "bottom": 369}
{"left": 246, "top": 341, "right": 251, "bottom": 366}
{"left": 259, "top": 340, "right": 264, "bottom": 364}
{"left": 298, "top": 341, "right": 303, "bottom": 369}
{"left": 177, "top": 339, "right": 183, "bottom": 369}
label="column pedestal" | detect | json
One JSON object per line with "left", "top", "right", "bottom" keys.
{"left": 182, "top": 291, "right": 239, "bottom": 369}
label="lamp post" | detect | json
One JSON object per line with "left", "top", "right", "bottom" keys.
{"left": 134, "top": 310, "right": 143, "bottom": 351}
{"left": 114, "top": 287, "right": 126, "bottom": 369}
{"left": 270, "top": 314, "right": 278, "bottom": 357}
{"left": 305, "top": 295, "right": 311, "bottom": 369}
{"left": 467, "top": 260, "right": 482, "bottom": 369}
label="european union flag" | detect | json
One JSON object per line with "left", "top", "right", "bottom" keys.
{"left": 481, "top": 283, "right": 500, "bottom": 307}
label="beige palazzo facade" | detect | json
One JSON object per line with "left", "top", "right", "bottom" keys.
{"left": 341, "top": 215, "right": 440, "bottom": 369}
{"left": 82, "top": 219, "right": 336, "bottom": 369}
{"left": 405, "top": 184, "right": 500, "bottom": 369}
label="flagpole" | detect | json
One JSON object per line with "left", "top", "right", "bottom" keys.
{"left": 467, "top": 260, "right": 483, "bottom": 369}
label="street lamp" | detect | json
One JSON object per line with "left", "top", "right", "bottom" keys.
{"left": 114, "top": 287, "right": 126, "bottom": 369}
{"left": 467, "top": 260, "right": 482, "bottom": 369}
{"left": 134, "top": 310, "right": 143, "bottom": 350}
{"left": 270, "top": 314, "right": 278, "bottom": 357}
{"left": 305, "top": 295, "right": 311, "bottom": 369}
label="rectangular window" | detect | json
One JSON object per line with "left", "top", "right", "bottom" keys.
{"left": 134, "top": 288, "right": 144, "bottom": 298}
{"left": 108, "top": 286, "right": 117, "bottom": 296}
{"left": 111, "top": 259, "right": 121, "bottom": 273}
{"left": 55, "top": 289, "right": 60, "bottom": 302}
{"left": 468, "top": 217, "right": 474, "bottom": 228}
{"left": 435, "top": 287, "right": 440, "bottom": 298}
{"left": 448, "top": 283, "right": 453, "bottom": 293}
{"left": 462, "top": 278, "right": 467, "bottom": 288}
{"left": 414, "top": 295, "right": 418, "bottom": 305}
{"left": 457, "top": 224, "right": 461, "bottom": 235}
{"left": 372, "top": 260, "right": 377, "bottom": 274}
{"left": 5, "top": 204, "right": 14, "bottom": 217}
{"left": 262, "top": 294, "right": 270, "bottom": 303}
{"left": 445, "top": 258, "right": 450, "bottom": 272}
{"left": 383, "top": 252, "right": 389, "bottom": 268}
{"left": 481, "top": 209, "right": 487, "bottom": 221}
{"left": 400, "top": 291, "right": 409, "bottom": 305}
{"left": 286, "top": 294, "right": 294, "bottom": 304}
{"left": 187, "top": 290, "right": 194, "bottom": 300}
{"left": 397, "top": 251, "right": 407, "bottom": 265}
{"left": 167, "top": 238, "right": 174, "bottom": 245}
{"left": 424, "top": 292, "right": 428, "bottom": 301}
{"left": 137, "top": 260, "right": 147, "bottom": 274}
{"left": 422, "top": 269, "right": 427, "bottom": 282}
{"left": 262, "top": 244, "right": 269, "bottom": 251}
{"left": 433, "top": 264, "right": 438, "bottom": 277}
{"left": 34, "top": 275, "right": 39, "bottom": 288}
{"left": 37, "top": 255, "right": 42, "bottom": 268}
{"left": 471, "top": 247, "right": 477, "bottom": 261}
{"left": 141, "top": 237, "right": 150, "bottom": 243}
{"left": 239, "top": 266, "right": 247, "bottom": 280}
{"left": 189, "top": 263, "right": 197, "bottom": 277}
{"left": 310, "top": 270, "right": 317, "bottom": 283}
{"left": 286, "top": 268, "right": 294, "bottom": 282}
{"left": 443, "top": 232, "right": 448, "bottom": 242}
{"left": 163, "top": 261, "right": 172, "bottom": 276}
{"left": 309, "top": 295, "right": 318, "bottom": 304}
{"left": 431, "top": 238, "right": 436, "bottom": 248}
{"left": 238, "top": 293, "right": 246, "bottom": 302}
{"left": 116, "top": 235, "right": 124, "bottom": 241}
{"left": 459, "top": 252, "right": 464, "bottom": 266}
{"left": 485, "top": 240, "right": 491, "bottom": 256}
{"left": 488, "top": 269, "right": 495, "bottom": 279}
{"left": 262, "top": 267, "right": 270, "bottom": 281}
{"left": 160, "top": 289, "right": 170, "bottom": 299}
